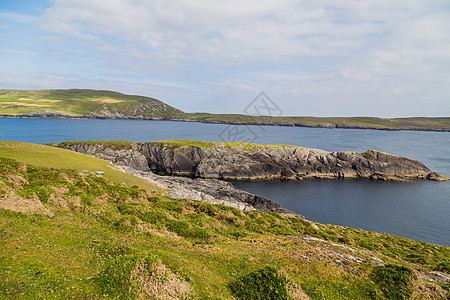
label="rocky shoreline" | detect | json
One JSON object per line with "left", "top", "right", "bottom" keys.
{"left": 0, "top": 112, "right": 171, "bottom": 121}
{"left": 53, "top": 139, "right": 448, "bottom": 219}
{"left": 118, "top": 166, "right": 302, "bottom": 218}
{"left": 2, "top": 113, "right": 450, "bottom": 132}
{"left": 58, "top": 141, "right": 449, "bottom": 182}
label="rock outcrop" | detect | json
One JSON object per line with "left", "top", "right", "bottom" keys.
{"left": 118, "top": 166, "right": 300, "bottom": 218}
{"left": 54, "top": 141, "right": 305, "bottom": 218}
{"left": 58, "top": 141, "right": 449, "bottom": 182}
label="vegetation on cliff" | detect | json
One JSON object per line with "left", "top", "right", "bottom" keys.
{"left": 2, "top": 89, "right": 450, "bottom": 131}
{"left": 0, "top": 142, "right": 449, "bottom": 299}
{"left": 0, "top": 89, "right": 184, "bottom": 118}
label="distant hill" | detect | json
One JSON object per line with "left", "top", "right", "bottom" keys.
{"left": 1, "top": 89, "right": 450, "bottom": 131}
{"left": 0, "top": 89, "right": 184, "bottom": 119}
{"left": 183, "top": 113, "right": 450, "bottom": 132}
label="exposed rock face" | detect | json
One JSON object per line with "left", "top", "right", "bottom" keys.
{"left": 55, "top": 140, "right": 447, "bottom": 217}
{"left": 119, "top": 166, "right": 300, "bottom": 218}
{"left": 55, "top": 141, "right": 304, "bottom": 218}
{"left": 58, "top": 141, "right": 449, "bottom": 182}
{"left": 60, "top": 142, "right": 150, "bottom": 171}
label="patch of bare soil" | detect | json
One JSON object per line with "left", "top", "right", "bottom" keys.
{"left": 99, "top": 99, "right": 123, "bottom": 103}
{"left": 4, "top": 173, "right": 27, "bottom": 189}
{"left": 0, "top": 191, "right": 52, "bottom": 215}
{"left": 132, "top": 259, "right": 193, "bottom": 299}
{"left": 47, "top": 187, "right": 81, "bottom": 209}
{"left": 137, "top": 223, "right": 180, "bottom": 239}
{"left": 411, "top": 272, "right": 448, "bottom": 300}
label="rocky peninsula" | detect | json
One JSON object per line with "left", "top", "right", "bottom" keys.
{"left": 57, "top": 140, "right": 448, "bottom": 182}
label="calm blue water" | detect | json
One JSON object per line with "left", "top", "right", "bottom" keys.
{"left": 1, "top": 118, "right": 449, "bottom": 246}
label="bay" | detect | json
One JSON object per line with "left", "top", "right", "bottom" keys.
{"left": 1, "top": 118, "right": 449, "bottom": 246}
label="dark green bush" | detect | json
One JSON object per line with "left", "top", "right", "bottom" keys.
{"left": 139, "top": 210, "right": 167, "bottom": 224}
{"left": 166, "top": 219, "right": 191, "bottom": 236}
{"left": 358, "top": 240, "right": 377, "bottom": 251}
{"left": 405, "top": 253, "right": 428, "bottom": 264}
{"left": 156, "top": 200, "right": 183, "bottom": 214}
{"left": 114, "top": 215, "right": 141, "bottom": 231}
{"left": 229, "top": 266, "right": 291, "bottom": 300}
{"left": 268, "top": 224, "right": 296, "bottom": 235}
{"left": 337, "top": 237, "right": 350, "bottom": 244}
{"left": 370, "top": 264, "right": 413, "bottom": 300}
{"left": 435, "top": 261, "right": 450, "bottom": 273}
{"left": 116, "top": 202, "right": 144, "bottom": 215}
{"left": 165, "top": 219, "right": 214, "bottom": 242}
{"left": 192, "top": 202, "right": 217, "bottom": 216}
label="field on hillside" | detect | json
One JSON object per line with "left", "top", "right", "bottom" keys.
{"left": 0, "top": 89, "right": 183, "bottom": 118}
{"left": 0, "top": 141, "right": 449, "bottom": 299}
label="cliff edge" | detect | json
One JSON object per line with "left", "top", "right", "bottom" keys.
{"left": 57, "top": 140, "right": 448, "bottom": 182}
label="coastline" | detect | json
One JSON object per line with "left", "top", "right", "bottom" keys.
{"left": 1, "top": 113, "right": 450, "bottom": 133}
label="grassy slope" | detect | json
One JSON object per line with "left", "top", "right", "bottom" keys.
{"left": 0, "top": 142, "right": 449, "bottom": 299}
{"left": 1, "top": 89, "right": 450, "bottom": 131}
{"left": 0, "top": 141, "right": 160, "bottom": 191}
{"left": 0, "top": 89, "right": 184, "bottom": 117}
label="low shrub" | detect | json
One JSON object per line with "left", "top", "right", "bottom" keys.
{"left": 191, "top": 201, "right": 217, "bottom": 216}
{"left": 139, "top": 210, "right": 167, "bottom": 225}
{"left": 435, "top": 262, "right": 450, "bottom": 273}
{"left": 114, "top": 215, "right": 141, "bottom": 231}
{"left": 268, "top": 224, "right": 297, "bottom": 235}
{"left": 370, "top": 264, "right": 413, "bottom": 300}
{"left": 229, "top": 266, "right": 292, "bottom": 300}
{"left": 156, "top": 200, "right": 183, "bottom": 214}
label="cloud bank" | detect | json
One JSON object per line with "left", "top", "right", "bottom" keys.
{"left": 1, "top": 0, "right": 450, "bottom": 116}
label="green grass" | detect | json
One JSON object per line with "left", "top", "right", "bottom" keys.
{"left": 1, "top": 144, "right": 449, "bottom": 299}
{"left": 370, "top": 264, "right": 414, "bottom": 300}
{"left": 0, "top": 89, "right": 184, "bottom": 118}
{"left": 0, "top": 141, "right": 160, "bottom": 191}
{"left": 229, "top": 266, "right": 292, "bottom": 299}
{"left": 155, "top": 140, "right": 298, "bottom": 150}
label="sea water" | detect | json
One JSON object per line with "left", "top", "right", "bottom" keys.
{"left": 1, "top": 118, "right": 449, "bottom": 245}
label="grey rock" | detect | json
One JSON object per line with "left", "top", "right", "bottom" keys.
{"left": 58, "top": 142, "right": 448, "bottom": 182}
{"left": 119, "top": 166, "right": 301, "bottom": 218}
{"left": 56, "top": 141, "right": 304, "bottom": 217}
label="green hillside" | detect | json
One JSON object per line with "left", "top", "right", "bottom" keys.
{"left": 1, "top": 89, "right": 450, "bottom": 131}
{"left": 0, "top": 141, "right": 449, "bottom": 299}
{"left": 0, "top": 89, "right": 184, "bottom": 118}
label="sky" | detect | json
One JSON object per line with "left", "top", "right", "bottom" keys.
{"left": 0, "top": 0, "right": 449, "bottom": 117}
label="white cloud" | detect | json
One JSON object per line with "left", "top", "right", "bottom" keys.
{"left": 41, "top": 0, "right": 397, "bottom": 63}
{"left": 11, "top": 0, "right": 450, "bottom": 116}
